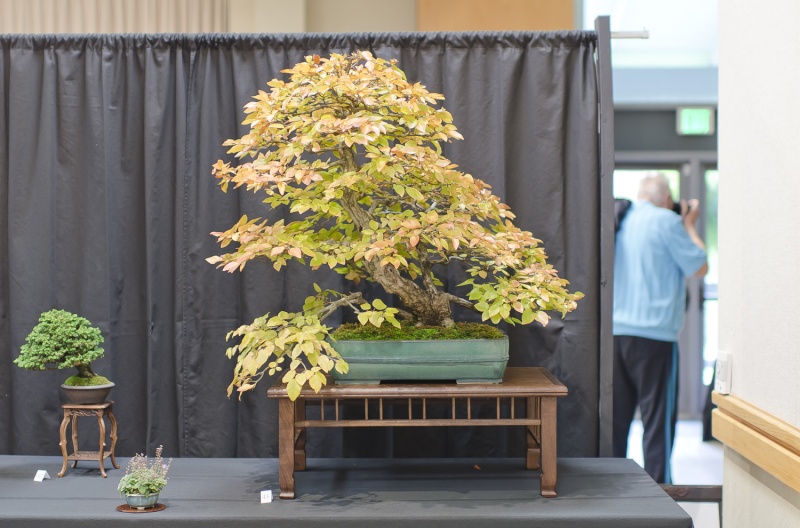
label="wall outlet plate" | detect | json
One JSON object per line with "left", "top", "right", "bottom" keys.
{"left": 260, "top": 489, "right": 273, "bottom": 503}
{"left": 714, "top": 351, "right": 732, "bottom": 394}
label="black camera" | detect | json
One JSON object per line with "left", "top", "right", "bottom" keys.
{"left": 671, "top": 200, "right": 683, "bottom": 216}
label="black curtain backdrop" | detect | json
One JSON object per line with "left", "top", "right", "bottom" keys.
{"left": 0, "top": 32, "right": 600, "bottom": 459}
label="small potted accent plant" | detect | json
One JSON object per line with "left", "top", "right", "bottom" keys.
{"left": 118, "top": 446, "right": 172, "bottom": 510}
{"left": 209, "top": 51, "right": 582, "bottom": 399}
{"left": 14, "top": 309, "right": 113, "bottom": 404}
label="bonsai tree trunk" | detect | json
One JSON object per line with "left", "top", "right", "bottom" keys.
{"left": 75, "top": 363, "right": 96, "bottom": 379}
{"left": 401, "top": 290, "right": 455, "bottom": 327}
{"left": 338, "top": 150, "right": 463, "bottom": 327}
{"left": 340, "top": 193, "right": 456, "bottom": 326}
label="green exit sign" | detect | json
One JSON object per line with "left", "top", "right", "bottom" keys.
{"left": 676, "top": 107, "right": 715, "bottom": 136}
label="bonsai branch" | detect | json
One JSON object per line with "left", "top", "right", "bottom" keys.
{"left": 317, "top": 291, "right": 414, "bottom": 323}
{"left": 391, "top": 307, "right": 415, "bottom": 320}
{"left": 318, "top": 292, "right": 368, "bottom": 322}
{"left": 418, "top": 249, "right": 439, "bottom": 295}
{"left": 368, "top": 197, "right": 391, "bottom": 216}
{"left": 445, "top": 294, "right": 478, "bottom": 313}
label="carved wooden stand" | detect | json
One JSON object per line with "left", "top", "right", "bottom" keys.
{"left": 267, "top": 367, "right": 567, "bottom": 499}
{"left": 58, "top": 401, "right": 119, "bottom": 478}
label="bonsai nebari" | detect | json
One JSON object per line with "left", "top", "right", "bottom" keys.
{"left": 14, "top": 309, "right": 109, "bottom": 386}
{"left": 209, "top": 51, "right": 582, "bottom": 400}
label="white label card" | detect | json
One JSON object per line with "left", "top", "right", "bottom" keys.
{"left": 33, "top": 470, "right": 50, "bottom": 482}
{"left": 260, "top": 489, "right": 273, "bottom": 503}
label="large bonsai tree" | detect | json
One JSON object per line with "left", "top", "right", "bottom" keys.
{"left": 209, "top": 51, "right": 582, "bottom": 400}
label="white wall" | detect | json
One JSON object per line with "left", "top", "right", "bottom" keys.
{"left": 228, "top": 0, "right": 306, "bottom": 33}
{"left": 719, "top": 1, "right": 800, "bottom": 525}
{"left": 228, "top": 0, "right": 416, "bottom": 34}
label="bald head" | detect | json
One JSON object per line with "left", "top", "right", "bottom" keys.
{"left": 638, "top": 173, "right": 672, "bottom": 208}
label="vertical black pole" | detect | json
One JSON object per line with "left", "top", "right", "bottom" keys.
{"left": 594, "top": 15, "right": 615, "bottom": 457}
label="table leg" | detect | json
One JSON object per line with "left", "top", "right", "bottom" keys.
{"left": 70, "top": 414, "right": 79, "bottom": 468}
{"left": 58, "top": 410, "right": 70, "bottom": 477}
{"left": 107, "top": 408, "right": 120, "bottom": 469}
{"left": 540, "top": 397, "right": 557, "bottom": 497}
{"left": 97, "top": 410, "right": 107, "bottom": 478}
{"left": 278, "top": 398, "right": 296, "bottom": 499}
{"left": 295, "top": 400, "right": 307, "bottom": 471}
{"left": 526, "top": 396, "right": 541, "bottom": 470}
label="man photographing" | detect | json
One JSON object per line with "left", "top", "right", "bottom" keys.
{"left": 613, "top": 172, "right": 708, "bottom": 484}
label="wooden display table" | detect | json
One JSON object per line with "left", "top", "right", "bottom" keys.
{"left": 267, "top": 367, "right": 567, "bottom": 499}
{"left": 57, "top": 401, "right": 119, "bottom": 478}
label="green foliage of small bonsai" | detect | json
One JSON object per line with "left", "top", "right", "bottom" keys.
{"left": 14, "top": 309, "right": 109, "bottom": 386}
{"left": 118, "top": 446, "right": 172, "bottom": 497}
{"left": 209, "top": 51, "right": 582, "bottom": 400}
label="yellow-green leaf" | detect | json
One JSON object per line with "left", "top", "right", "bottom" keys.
{"left": 318, "top": 355, "right": 333, "bottom": 371}
{"left": 406, "top": 187, "right": 424, "bottom": 201}
{"left": 521, "top": 308, "right": 534, "bottom": 325}
{"left": 286, "top": 379, "right": 301, "bottom": 400}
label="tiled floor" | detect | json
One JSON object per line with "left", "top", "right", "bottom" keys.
{"left": 627, "top": 420, "right": 724, "bottom": 528}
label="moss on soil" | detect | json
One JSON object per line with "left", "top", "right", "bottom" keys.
{"left": 330, "top": 322, "right": 505, "bottom": 341}
{"left": 63, "top": 375, "right": 111, "bottom": 387}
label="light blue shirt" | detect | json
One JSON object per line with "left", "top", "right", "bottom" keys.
{"left": 613, "top": 200, "right": 707, "bottom": 342}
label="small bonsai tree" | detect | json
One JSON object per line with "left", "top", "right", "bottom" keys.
{"left": 14, "top": 309, "right": 109, "bottom": 386}
{"left": 209, "top": 51, "right": 582, "bottom": 400}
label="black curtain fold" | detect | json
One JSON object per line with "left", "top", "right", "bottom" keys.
{"left": 0, "top": 31, "right": 600, "bottom": 459}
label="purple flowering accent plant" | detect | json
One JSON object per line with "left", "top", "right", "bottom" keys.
{"left": 117, "top": 445, "right": 173, "bottom": 496}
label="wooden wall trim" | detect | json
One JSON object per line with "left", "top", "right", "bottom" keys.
{"left": 416, "top": 0, "right": 574, "bottom": 32}
{"left": 712, "top": 392, "right": 800, "bottom": 493}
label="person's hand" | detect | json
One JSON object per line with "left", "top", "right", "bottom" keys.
{"left": 683, "top": 198, "right": 701, "bottom": 226}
